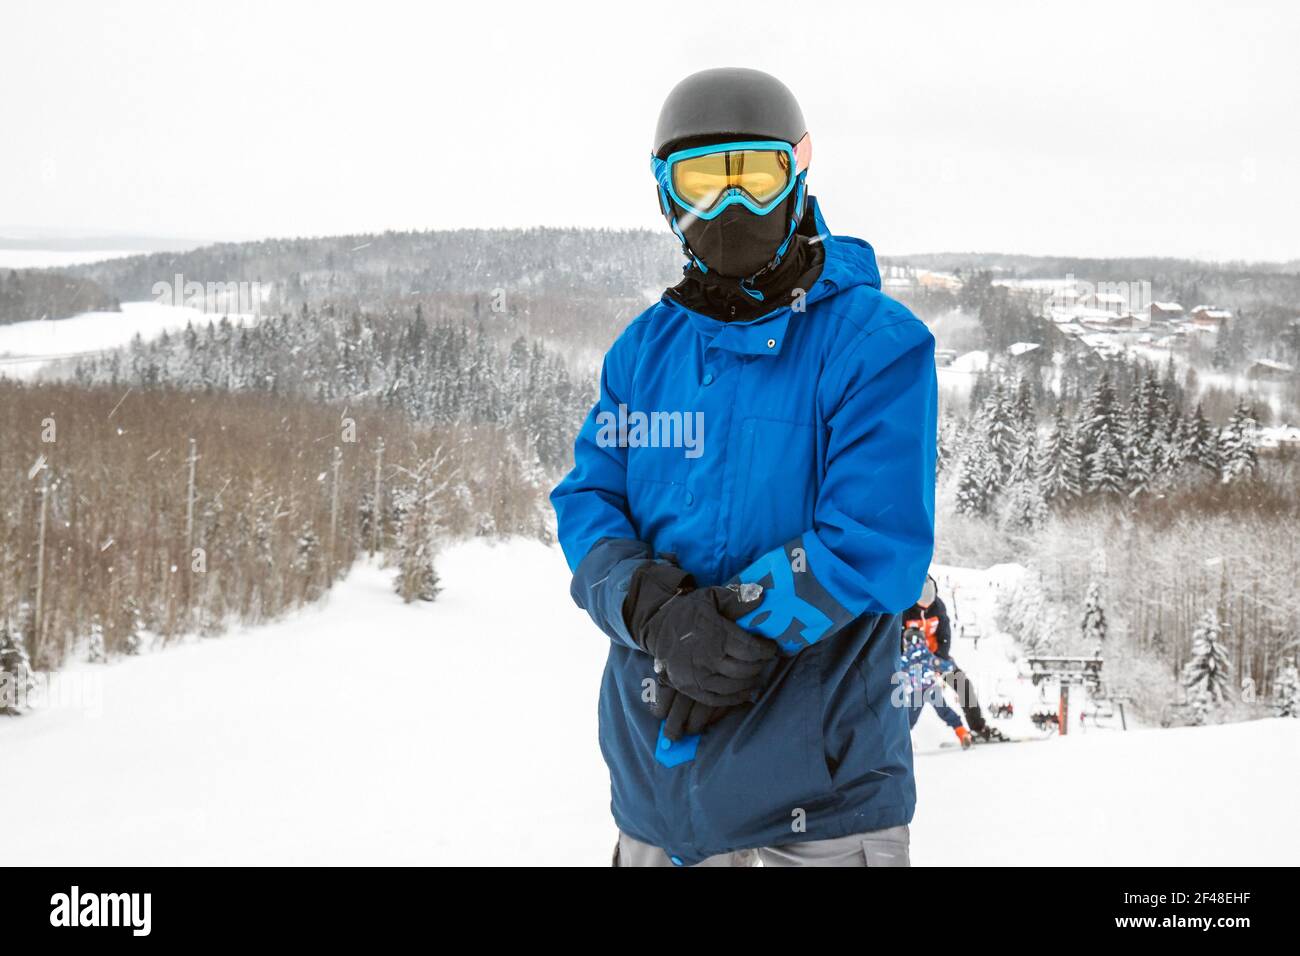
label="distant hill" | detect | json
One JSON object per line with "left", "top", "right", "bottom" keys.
{"left": 64, "top": 228, "right": 682, "bottom": 353}
{"left": 0, "top": 232, "right": 209, "bottom": 253}
{"left": 0, "top": 269, "right": 120, "bottom": 325}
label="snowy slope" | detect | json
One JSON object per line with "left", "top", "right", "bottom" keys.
{"left": 3, "top": 539, "right": 1295, "bottom": 865}
{"left": 912, "top": 718, "right": 1299, "bottom": 866}
{"left": 0, "top": 539, "right": 611, "bottom": 866}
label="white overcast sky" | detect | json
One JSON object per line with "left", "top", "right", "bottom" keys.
{"left": 3, "top": 0, "right": 1298, "bottom": 261}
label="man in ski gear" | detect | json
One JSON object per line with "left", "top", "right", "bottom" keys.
{"left": 901, "top": 574, "right": 989, "bottom": 736}
{"left": 899, "top": 626, "right": 971, "bottom": 748}
{"left": 552, "top": 67, "right": 937, "bottom": 867}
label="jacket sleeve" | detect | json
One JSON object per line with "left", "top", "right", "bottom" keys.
{"left": 732, "top": 314, "right": 937, "bottom": 655}
{"left": 932, "top": 597, "right": 953, "bottom": 659}
{"left": 549, "top": 322, "right": 658, "bottom": 651}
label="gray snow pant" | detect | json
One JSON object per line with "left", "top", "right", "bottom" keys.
{"left": 613, "top": 825, "right": 910, "bottom": 867}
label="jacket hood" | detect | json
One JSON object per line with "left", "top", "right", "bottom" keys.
{"left": 805, "top": 196, "right": 881, "bottom": 297}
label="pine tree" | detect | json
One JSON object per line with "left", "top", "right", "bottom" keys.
{"left": 981, "top": 382, "right": 1018, "bottom": 480}
{"left": 1087, "top": 434, "right": 1126, "bottom": 496}
{"left": 1005, "top": 477, "right": 1048, "bottom": 529}
{"left": 1183, "top": 403, "right": 1221, "bottom": 477}
{"left": 1275, "top": 661, "right": 1300, "bottom": 718}
{"left": 1039, "top": 401, "right": 1081, "bottom": 504}
{"left": 1009, "top": 419, "right": 1039, "bottom": 485}
{"left": 1078, "top": 372, "right": 1127, "bottom": 493}
{"left": 119, "top": 596, "right": 144, "bottom": 655}
{"left": 1081, "top": 581, "right": 1107, "bottom": 650}
{"left": 1219, "top": 399, "right": 1259, "bottom": 484}
{"left": 391, "top": 484, "right": 442, "bottom": 603}
{"left": 1005, "top": 420, "right": 1046, "bottom": 528}
{"left": 87, "top": 620, "right": 107, "bottom": 664}
{"left": 1124, "top": 372, "right": 1159, "bottom": 495}
{"left": 955, "top": 436, "right": 997, "bottom": 517}
{"left": 0, "top": 619, "right": 35, "bottom": 715}
{"left": 1182, "top": 610, "right": 1232, "bottom": 722}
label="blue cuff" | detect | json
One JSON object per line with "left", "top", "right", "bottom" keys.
{"left": 732, "top": 537, "right": 858, "bottom": 655}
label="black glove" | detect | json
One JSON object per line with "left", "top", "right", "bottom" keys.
{"left": 624, "top": 561, "right": 775, "bottom": 707}
{"left": 650, "top": 669, "right": 731, "bottom": 741}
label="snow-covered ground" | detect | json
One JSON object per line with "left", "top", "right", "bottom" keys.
{"left": 936, "top": 349, "right": 989, "bottom": 402}
{"left": 3, "top": 539, "right": 1295, "bottom": 865}
{"left": 0, "top": 301, "right": 260, "bottom": 380}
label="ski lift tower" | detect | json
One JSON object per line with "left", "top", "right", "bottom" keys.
{"left": 1024, "top": 655, "right": 1104, "bottom": 736}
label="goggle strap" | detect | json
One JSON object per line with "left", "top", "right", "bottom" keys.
{"left": 660, "top": 182, "right": 705, "bottom": 270}
{"left": 770, "top": 176, "right": 808, "bottom": 265}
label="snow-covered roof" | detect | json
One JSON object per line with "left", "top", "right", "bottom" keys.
{"left": 1093, "top": 293, "right": 1126, "bottom": 304}
{"left": 1258, "top": 424, "right": 1300, "bottom": 449}
{"left": 1150, "top": 301, "right": 1183, "bottom": 312}
{"left": 947, "top": 350, "right": 989, "bottom": 373}
{"left": 1007, "top": 342, "right": 1042, "bottom": 356}
{"left": 1251, "top": 358, "right": 1295, "bottom": 372}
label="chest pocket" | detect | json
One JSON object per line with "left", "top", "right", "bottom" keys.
{"left": 728, "top": 416, "right": 818, "bottom": 565}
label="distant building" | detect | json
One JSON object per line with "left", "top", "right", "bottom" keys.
{"left": 1190, "top": 305, "right": 1232, "bottom": 329}
{"left": 1258, "top": 424, "right": 1300, "bottom": 454}
{"left": 1007, "top": 341, "right": 1042, "bottom": 358}
{"left": 1086, "top": 293, "right": 1128, "bottom": 316}
{"left": 1078, "top": 310, "right": 1143, "bottom": 333}
{"left": 1246, "top": 358, "right": 1295, "bottom": 382}
{"left": 1149, "top": 301, "right": 1184, "bottom": 323}
{"left": 934, "top": 348, "right": 958, "bottom": 368}
{"left": 917, "top": 271, "right": 963, "bottom": 292}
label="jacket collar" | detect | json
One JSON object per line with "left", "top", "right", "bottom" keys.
{"left": 663, "top": 197, "right": 882, "bottom": 357}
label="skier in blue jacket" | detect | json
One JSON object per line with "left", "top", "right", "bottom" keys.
{"left": 899, "top": 625, "right": 972, "bottom": 749}
{"left": 551, "top": 68, "right": 937, "bottom": 867}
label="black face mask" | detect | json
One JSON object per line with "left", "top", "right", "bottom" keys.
{"left": 674, "top": 195, "right": 794, "bottom": 279}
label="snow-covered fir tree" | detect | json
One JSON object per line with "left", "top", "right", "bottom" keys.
{"left": 1081, "top": 581, "right": 1107, "bottom": 650}
{"left": 1274, "top": 661, "right": 1300, "bottom": 718}
{"left": 1182, "top": 609, "right": 1232, "bottom": 722}
{"left": 87, "top": 620, "right": 107, "bottom": 664}
{"left": 1219, "top": 399, "right": 1258, "bottom": 484}
{"left": 1039, "top": 400, "right": 1082, "bottom": 504}
{"left": 982, "top": 382, "right": 1019, "bottom": 481}
{"left": 1183, "top": 402, "right": 1221, "bottom": 477}
{"left": 1005, "top": 424, "right": 1047, "bottom": 528}
{"left": 390, "top": 484, "right": 442, "bottom": 603}
{"left": 0, "top": 619, "right": 35, "bottom": 715}
{"left": 1078, "top": 373, "right": 1128, "bottom": 494}
{"left": 955, "top": 436, "right": 997, "bottom": 517}
{"left": 1087, "top": 434, "right": 1127, "bottom": 496}
{"left": 119, "top": 596, "right": 144, "bottom": 656}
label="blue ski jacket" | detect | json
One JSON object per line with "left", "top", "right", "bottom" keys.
{"left": 551, "top": 199, "right": 937, "bottom": 865}
{"left": 900, "top": 628, "right": 963, "bottom": 730}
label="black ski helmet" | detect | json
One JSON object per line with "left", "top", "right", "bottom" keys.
{"left": 652, "top": 68, "right": 811, "bottom": 281}
{"left": 653, "top": 67, "right": 807, "bottom": 158}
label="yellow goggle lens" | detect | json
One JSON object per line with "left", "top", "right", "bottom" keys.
{"left": 671, "top": 149, "right": 792, "bottom": 209}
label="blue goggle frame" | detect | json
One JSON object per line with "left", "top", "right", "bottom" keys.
{"left": 651, "top": 140, "right": 799, "bottom": 220}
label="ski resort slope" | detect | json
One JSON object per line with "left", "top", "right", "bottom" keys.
{"left": 3, "top": 539, "right": 1296, "bottom": 866}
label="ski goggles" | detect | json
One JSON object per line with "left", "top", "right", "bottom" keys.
{"left": 652, "top": 134, "right": 811, "bottom": 220}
